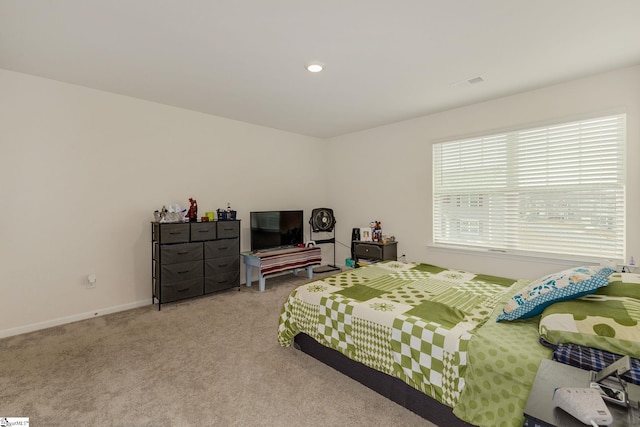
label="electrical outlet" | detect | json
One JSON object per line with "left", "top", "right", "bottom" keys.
{"left": 87, "top": 274, "right": 97, "bottom": 289}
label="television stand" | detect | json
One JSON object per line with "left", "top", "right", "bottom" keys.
{"left": 241, "top": 246, "right": 322, "bottom": 291}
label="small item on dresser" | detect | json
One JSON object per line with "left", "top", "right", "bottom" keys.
{"left": 201, "top": 216, "right": 209, "bottom": 222}
{"left": 368, "top": 221, "right": 382, "bottom": 242}
{"left": 360, "top": 227, "right": 372, "bottom": 242}
{"left": 186, "top": 198, "right": 198, "bottom": 222}
{"left": 217, "top": 207, "right": 237, "bottom": 220}
{"left": 154, "top": 205, "right": 187, "bottom": 223}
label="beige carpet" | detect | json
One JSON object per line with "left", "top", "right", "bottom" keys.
{"left": 0, "top": 272, "right": 436, "bottom": 426}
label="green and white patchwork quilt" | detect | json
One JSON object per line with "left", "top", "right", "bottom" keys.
{"left": 278, "top": 261, "right": 546, "bottom": 425}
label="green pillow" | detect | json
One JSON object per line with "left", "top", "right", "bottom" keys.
{"left": 539, "top": 293, "right": 640, "bottom": 358}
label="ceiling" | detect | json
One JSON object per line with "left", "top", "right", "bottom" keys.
{"left": 1, "top": 1, "right": 640, "bottom": 139}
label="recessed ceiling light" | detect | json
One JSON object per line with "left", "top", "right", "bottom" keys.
{"left": 306, "top": 62, "right": 324, "bottom": 73}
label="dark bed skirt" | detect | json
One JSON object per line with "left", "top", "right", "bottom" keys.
{"left": 293, "top": 333, "right": 474, "bottom": 427}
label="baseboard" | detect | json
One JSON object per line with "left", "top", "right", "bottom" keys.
{"left": 0, "top": 299, "right": 151, "bottom": 339}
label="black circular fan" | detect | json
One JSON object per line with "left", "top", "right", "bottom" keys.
{"left": 310, "top": 208, "right": 336, "bottom": 232}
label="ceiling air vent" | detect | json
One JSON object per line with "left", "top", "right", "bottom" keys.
{"left": 451, "top": 76, "right": 485, "bottom": 88}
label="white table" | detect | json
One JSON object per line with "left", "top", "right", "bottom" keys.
{"left": 241, "top": 246, "right": 322, "bottom": 291}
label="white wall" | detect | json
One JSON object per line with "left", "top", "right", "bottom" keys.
{"left": 326, "top": 65, "right": 640, "bottom": 280}
{"left": 2, "top": 65, "right": 638, "bottom": 337}
{"left": 0, "top": 69, "right": 326, "bottom": 337}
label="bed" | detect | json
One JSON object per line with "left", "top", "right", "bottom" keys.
{"left": 277, "top": 261, "right": 639, "bottom": 426}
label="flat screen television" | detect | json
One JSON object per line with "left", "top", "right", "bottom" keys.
{"left": 250, "top": 210, "right": 304, "bottom": 251}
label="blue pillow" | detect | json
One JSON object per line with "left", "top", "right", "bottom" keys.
{"left": 496, "top": 266, "right": 615, "bottom": 322}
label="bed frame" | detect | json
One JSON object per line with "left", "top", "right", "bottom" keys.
{"left": 294, "top": 333, "right": 474, "bottom": 427}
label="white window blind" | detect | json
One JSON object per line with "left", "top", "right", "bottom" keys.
{"left": 433, "top": 114, "right": 626, "bottom": 261}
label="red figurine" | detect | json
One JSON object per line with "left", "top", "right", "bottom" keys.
{"left": 186, "top": 198, "right": 198, "bottom": 222}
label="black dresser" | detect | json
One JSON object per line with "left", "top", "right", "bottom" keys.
{"left": 152, "top": 221, "right": 240, "bottom": 309}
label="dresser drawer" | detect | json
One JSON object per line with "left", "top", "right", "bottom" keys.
{"left": 157, "top": 242, "right": 203, "bottom": 264}
{"left": 204, "top": 271, "right": 239, "bottom": 294}
{"left": 160, "top": 261, "right": 203, "bottom": 283}
{"left": 205, "top": 255, "right": 239, "bottom": 276}
{"left": 154, "top": 223, "right": 190, "bottom": 244}
{"left": 160, "top": 278, "right": 203, "bottom": 303}
{"left": 354, "top": 243, "right": 383, "bottom": 260}
{"left": 190, "top": 222, "right": 217, "bottom": 241}
{"left": 204, "top": 238, "right": 239, "bottom": 258}
{"left": 217, "top": 221, "right": 240, "bottom": 239}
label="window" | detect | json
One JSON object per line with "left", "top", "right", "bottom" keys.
{"left": 433, "top": 114, "right": 626, "bottom": 261}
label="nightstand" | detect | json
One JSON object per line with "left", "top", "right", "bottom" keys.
{"left": 351, "top": 240, "right": 398, "bottom": 265}
{"left": 524, "top": 359, "right": 640, "bottom": 427}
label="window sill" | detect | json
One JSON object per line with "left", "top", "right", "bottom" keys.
{"left": 427, "top": 244, "right": 619, "bottom": 268}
